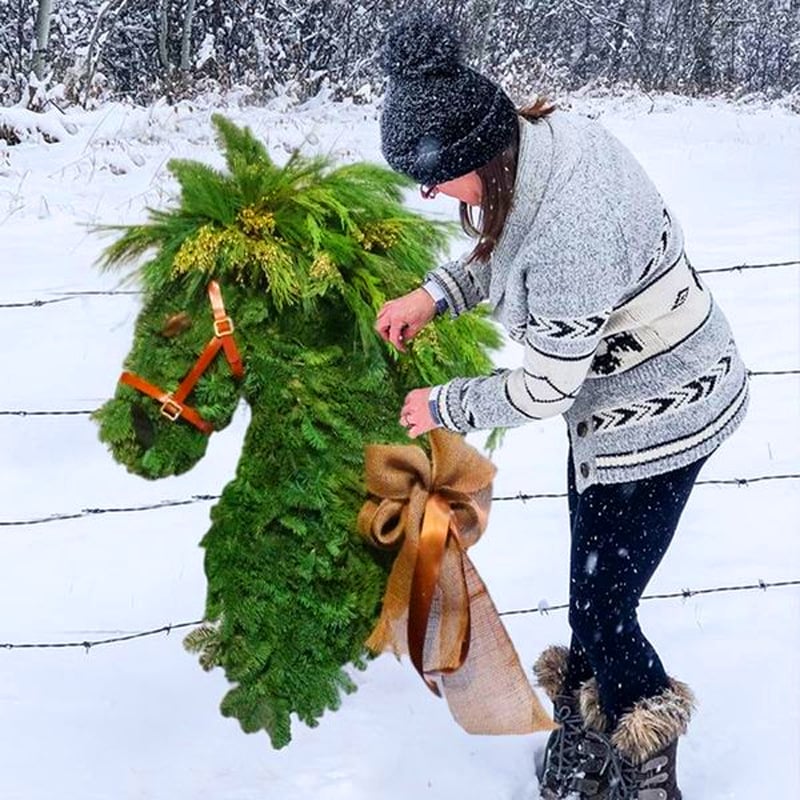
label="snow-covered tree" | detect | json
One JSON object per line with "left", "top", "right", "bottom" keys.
{"left": 1, "top": 1, "right": 798, "bottom": 109}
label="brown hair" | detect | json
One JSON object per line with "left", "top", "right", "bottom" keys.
{"left": 462, "top": 98, "right": 556, "bottom": 264}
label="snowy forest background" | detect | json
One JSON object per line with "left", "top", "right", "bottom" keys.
{"left": 2, "top": 2, "right": 799, "bottom": 799}
{"left": 1, "top": 0, "right": 799, "bottom": 114}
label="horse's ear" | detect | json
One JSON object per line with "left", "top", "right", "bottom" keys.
{"left": 211, "top": 113, "right": 273, "bottom": 171}
{"left": 161, "top": 312, "right": 192, "bottom": 338}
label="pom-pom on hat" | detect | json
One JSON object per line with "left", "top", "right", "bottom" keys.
{"left": 379, "top": 8, "right": 518, "bottom": 186}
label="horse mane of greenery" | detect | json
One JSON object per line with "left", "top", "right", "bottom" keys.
{"left": 94, "top": 113, "right": 501, "bottom": 748}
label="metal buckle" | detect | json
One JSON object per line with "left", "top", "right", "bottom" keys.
{"left": 213, "top": 316, "right": 234, "bottom": 337}
{"left": 160, "top": 397, "right": 183, "bottom": 421}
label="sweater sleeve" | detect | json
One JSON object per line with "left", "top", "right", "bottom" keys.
{"left": 429, "top": 307, "right": 612, "bottom": 432}
{"left": 429, "top": 196, "right": 633, "bottom": 433}
{"left": 424, "top": 252, "right": 491, "bottom": 318}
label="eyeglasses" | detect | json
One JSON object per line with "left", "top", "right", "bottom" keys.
{"left": 420, "top": 184, "right": 439, "bottom": 199}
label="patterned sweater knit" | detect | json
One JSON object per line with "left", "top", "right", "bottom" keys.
{"left": 425, "top": 111, "right": 749, "bottom": 493}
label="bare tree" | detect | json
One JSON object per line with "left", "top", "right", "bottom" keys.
{"left": 693, "top": 0, "right": 718, "bottom": 91}
{"left": 639, "top": 0, "right": 654, "bottom": 84}
{"left": 611, "top": 0, "right": 631, "bottom": 81}
{"left": 179, "top": 0, "right": 197, "bottom": 72}
{"left": 84, "top": 0, "right": 132, "bottom": 105}
{"left": 31, "top": 0, "right": 53, "bottom": 80}
{"left": 157, "top": 0, "right": 170, "bottom": 72}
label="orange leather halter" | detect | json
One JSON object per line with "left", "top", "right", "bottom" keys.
{"left": 119, "top": 281, "right": 244, "bottom": 434}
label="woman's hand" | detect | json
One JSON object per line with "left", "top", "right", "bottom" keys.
{"left": 375, "top": 288, "right": 436, "bottom": 352}
{"left": 400, "top": 388, "right": 438, "bottom": 438}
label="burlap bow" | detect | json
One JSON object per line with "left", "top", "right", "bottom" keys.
{"left": 357, "top": 429, "right": 555, "bottom": 735}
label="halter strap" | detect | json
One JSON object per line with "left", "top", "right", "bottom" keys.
{"left": 119, "top": 281, "right": 244, "bottom": 434}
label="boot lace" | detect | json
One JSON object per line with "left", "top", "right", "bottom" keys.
{"left": 542, "top": 698, "right": 586, "bottom": 794}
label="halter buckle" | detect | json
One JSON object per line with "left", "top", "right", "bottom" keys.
{"left": 214, "top": 316, "right": 235, "bottom": 337}
{"left": 160, "top": 397, "right": 183, "bottom": 422}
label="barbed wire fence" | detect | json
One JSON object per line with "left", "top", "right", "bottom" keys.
{"left": 1, "top": 259, "right": 799, "bottom": 311}
{"left": 0, "top": 365, "right": 796, "bottom": 419}
{"left": 1, "top": 258, "right": 798, "bottom": 419}
{"left": 1, "top": 473, "right": 798, "bottom": 528}
{"left": 2, "top": 578, "right": 799, "bottom": 652}
{"left": 1, "top": 256, "right": 798, "bottom": 653}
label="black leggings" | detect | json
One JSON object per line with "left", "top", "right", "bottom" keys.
{"left": 563, "top": 451, "right": 709, "bottom": 729}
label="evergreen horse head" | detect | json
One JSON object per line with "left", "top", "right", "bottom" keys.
{"left": 94, "top": 114, "right": 500, "bottom": 747}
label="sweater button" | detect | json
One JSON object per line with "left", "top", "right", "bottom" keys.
{"left": 579, "top": 462, "right": 590, "bottom": 479}
{"left": 577, "top": 421, "right": 588, "bottom": 437}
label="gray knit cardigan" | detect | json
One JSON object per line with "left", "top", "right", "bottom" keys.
{"left": 424, "top": 111, "right": 749, "bottom": 493}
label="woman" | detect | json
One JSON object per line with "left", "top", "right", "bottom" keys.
{"left": 374, "top": 9, "right": 748, "bottom": 800}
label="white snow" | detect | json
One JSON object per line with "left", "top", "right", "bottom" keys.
{"left": 1, "top": 90, "right": 798, "bottom": 799}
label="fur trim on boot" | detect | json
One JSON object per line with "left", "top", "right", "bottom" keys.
{"left": 572, "top": 679, "right": 695, "bottom": 799}
{"left": 532, "top": 644, "right": 571, "bottom": 701}
{"left": 578, "top": 678, "right": 609, "bottom": 733}
{"left": 611, "top": 679, "right": 696, "bottom": 765}
{"left": 578, "top": 678, "right": 694, "bottom": 761}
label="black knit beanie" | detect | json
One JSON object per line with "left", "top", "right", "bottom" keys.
{"left": 379, "top": 7, "right": 518, "bottom": 186}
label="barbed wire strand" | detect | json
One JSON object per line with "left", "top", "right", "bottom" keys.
{"left": 3, "top": 259, "right": 798, "bottom": 310}
{"left": 2, "top": 578, "right": 797, "bottom": 651}
{"left": 0, "top": 409, "right": 95, "bottom": 417}
{"left": 498, "top": 578, "right": 800, "bottom": 617}
{"left": 495, "top": 473, "right": 800, "bottom": 502}
{"left": 0, "top": 296, "right": 78, "bottom": 309}
{"left": 1, "top": 620, "right": 203, "bottom": 652}
{"left": 0, "top": 495, "right": 222, "bottom": 527}
{"left": 1, "top": 473, "right": 798, "bottom": 528}
{"left": 57, "top": 290, "right": 142, "bottom": 296}
{"left": 496, "top": 473, "right": 800, "bottom": 502}
{"left": 0, "top": 290, "right": 140, "bottom": 309}
{"left": 697, "top": 260, "right": 800, "bottom": 275}
{"left": 1, "top": 368, "right": 797, "bottom": 419}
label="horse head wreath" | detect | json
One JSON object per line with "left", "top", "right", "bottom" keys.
{"left": 94, "top": 114, "right": 501, "bottom": 748}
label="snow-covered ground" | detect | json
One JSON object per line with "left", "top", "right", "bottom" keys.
{"left": 1, "top": 90, "right": 798, "bottom": 799}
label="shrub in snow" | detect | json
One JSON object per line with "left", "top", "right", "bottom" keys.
{"left": 0, "top": 106, "right": 76, "bottom": 145}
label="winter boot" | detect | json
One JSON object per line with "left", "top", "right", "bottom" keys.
{"left": 534, "top": 646, "right": 606, "bottom": 799}
{"left": 578, "top": 677, "right": 696, "bottom": 800}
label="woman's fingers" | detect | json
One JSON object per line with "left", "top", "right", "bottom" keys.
{"left": 374, "top": 303, "right": 395, "bottom": 343}
{"left": 400, "top": 388, "right": 437, "bottom": 438}
{"left": 375, "top": 290, "right": 435, "bottom": 352}
{"left": 375, "top": 302, "right": 408, "bottom": 351}
{"left": 375, "top": 301, "right": 397, "bottom": 330}
{"left": 392, "top": 320, "right": 410, "bottom": 351}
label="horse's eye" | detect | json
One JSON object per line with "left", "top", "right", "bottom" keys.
{"left": 131, "top": 402, "right": 156, "bottom": 450}
{"left": 161, "top": 312, "right": 192, "bottom": 338}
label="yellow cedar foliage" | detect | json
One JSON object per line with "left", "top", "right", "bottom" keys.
{"left": 173, "top": 224, "right": 221, "bottom": 273}
{"left": 238, "top": 206, "right": 277, "bottom": 238}
{"left": 355, "top": 220, "right": 403, "bottom": 252}
{"left": 410, "top": 324, "right": 443, "bottom": 359}
{"left": 173, "top": 223, "right": 295, "bottom": 295}
{"left": 309, "top": 252, "right": 342, "bottom": 284}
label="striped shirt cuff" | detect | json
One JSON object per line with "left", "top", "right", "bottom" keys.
{"left": 428, "top": 396, "right": 444, "bottom": 427}
{"left": 425, "top": 260, "right": 485, "bottom": 318}
{"left": 429, "top": 380, "right": 474, "bottom": 434}
{"left": 421, "top": 280, "right": 449, "bottom": 316}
